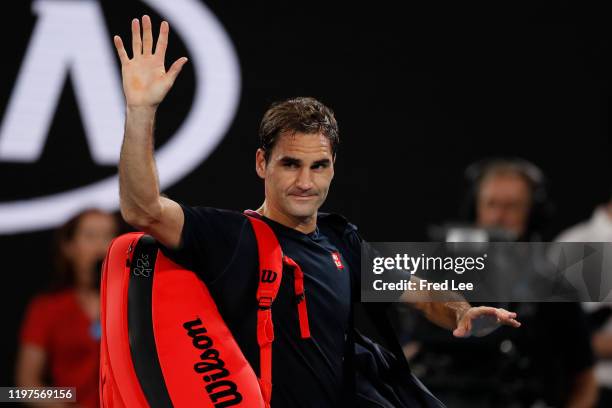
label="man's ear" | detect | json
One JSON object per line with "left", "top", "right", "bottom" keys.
{"left": 255, "top": 148, "right": 267, "bottom": 179}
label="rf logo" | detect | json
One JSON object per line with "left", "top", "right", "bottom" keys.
{"left": 133, "top": 254, "right": 152, "bottom": 278}
{"left": 0, "top": 0, "right": 240, "bottom": 234}
{"left": 260, "top": 269, "right": 278, "bottom": 283}
{"left": 331, "top": 251, "right": 344, "bottom": 269}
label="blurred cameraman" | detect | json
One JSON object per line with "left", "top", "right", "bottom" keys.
{"left": 405, "top": 158, "right": 596, "bottom": 408}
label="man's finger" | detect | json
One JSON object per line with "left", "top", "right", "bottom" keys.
{"left": 453, "top": 315, "right": 472, "bottom": 337}
{"left": 113, "top": 36, "right": 129, "bottom": 64}
{"left": 465, "top": 315, "right": 472, "bottom": 334}
{"left": 480, "top": 307, "right": 516, "bottom": 322}
{"left": 497, "top": 309, "right": 517, "bottom": 320}
{"left": 166, "top": 57, "right": 189, "bottom": 84}
{"left": 155, "top": 21, "right": 169, "bottom": 60}
{"left": 453, "top": 325, "right": 466, "bottom": 337}
{"left": 452, "top": 317, "right": 465, "bottom": 337}
{"left": 142, "top": 15, "right": 153, "bottom": 55}
{"left": 474, "top": 306, "right": 497, "bottom": 316}
{"left": 497, "top": 308, "right": 517, "bottom": 318}
{"left": 496, "top": 309, "right": 521, "bottom": 326}
{"left": 502, "top": 318, "right": 521, "bottom": 327}
{"left": 131, "top": 18, "right": 142, "bottom": 58}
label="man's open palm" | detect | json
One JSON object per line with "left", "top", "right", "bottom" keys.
{"left": 113, "top": 15, "right": 188, "bottom": 108}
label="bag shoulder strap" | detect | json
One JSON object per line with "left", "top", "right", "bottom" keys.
{"left": 245, "top": 212, "right": 314, "bottom": 407}
{"left": 246, "top": 216, "right": 283, "bottom": 408}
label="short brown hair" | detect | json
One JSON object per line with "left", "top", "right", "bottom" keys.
{"left": 259, "top": 97, "right": 339, "bottom": 162}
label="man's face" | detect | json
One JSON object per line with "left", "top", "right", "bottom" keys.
{"left": 476, "top": 173, "right": 532, "bottom": 237}
{"left": 256, "top": 131, "right": 334, "bottom": 220}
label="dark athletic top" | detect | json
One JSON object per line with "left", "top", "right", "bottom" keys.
{"left": 160, "top": 205, "right": 359, "bottom": 407}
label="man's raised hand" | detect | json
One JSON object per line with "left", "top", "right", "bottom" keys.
{"left": 113, "top": 15, "right": 188, "bottom": 108}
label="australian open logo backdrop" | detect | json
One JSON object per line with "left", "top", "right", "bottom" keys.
{"left": 0, "top": 0, "right": 241, "bottom": 234}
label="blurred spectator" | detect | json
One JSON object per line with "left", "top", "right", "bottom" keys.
{"left": 556, "top": 196, "right": 612, "bottom": 408}
{"left": 15, "top": 209, "right": 119, "bottom": 408}
{"left": 468, "top": 158, "right": 553, "bottom": 241}
{"left": 556, "top": 197, "right": 612, "bottom": 242}
{"left": 403, "top": 158, "right": 597, "bottom": 407}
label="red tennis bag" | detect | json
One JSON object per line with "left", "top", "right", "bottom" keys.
{"left": 99, "top": 215, "right": 311, "bottom": 408}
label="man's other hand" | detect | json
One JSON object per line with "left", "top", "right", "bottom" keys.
{"left": 453, "top": 306, "right": 521, "bottom": 338}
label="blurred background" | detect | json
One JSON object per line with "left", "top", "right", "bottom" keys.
{"left": 0, "top": 0, "right": 610, "bottom": 407}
